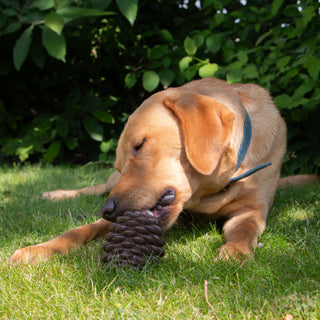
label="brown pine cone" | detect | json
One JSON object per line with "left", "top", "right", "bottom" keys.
{"left": 102, "top": 211, "right": 165, "bottom": 269}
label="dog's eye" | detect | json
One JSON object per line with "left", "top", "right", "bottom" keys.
{"left": 133, "top": 138, "right": 146, "bottom": 155}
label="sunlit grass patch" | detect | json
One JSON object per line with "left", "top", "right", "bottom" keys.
{"left": 1, "top": 165, "right": 319, "bottom": 319}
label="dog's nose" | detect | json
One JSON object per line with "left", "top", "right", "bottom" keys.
{"left": 101, "top": 197, "right": 118, "bottom": 222}
{"left": 158, "top": 188, "right": 176, "bottom": 206}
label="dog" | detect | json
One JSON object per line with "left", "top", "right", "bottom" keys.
{"left": 10, "top": 78, "right": 318, "bottom": 264}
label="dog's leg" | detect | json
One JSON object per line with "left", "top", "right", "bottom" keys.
{"left": 9, "top": 218, "right": 111, "bottom": 264}
{"left": 42, "top": 171, "right": 120, "bottom": 200}
{"left": 218, "top": 210, "right": 266, "bottom": 261}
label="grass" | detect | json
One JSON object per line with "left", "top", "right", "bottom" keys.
{"left": 0, "top": 164, "right": 319, "bottom": 319}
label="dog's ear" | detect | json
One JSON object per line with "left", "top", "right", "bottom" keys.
{"left": 164, "top": 93, "right": 234, "bottom": 175}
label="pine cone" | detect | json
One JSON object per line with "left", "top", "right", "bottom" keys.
{"left": 102, "top": 211, "right": 165, "bottom": 269}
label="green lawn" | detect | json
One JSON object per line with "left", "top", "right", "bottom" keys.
{"left": 0, "top": 164, "right": 319, "bottom": 319}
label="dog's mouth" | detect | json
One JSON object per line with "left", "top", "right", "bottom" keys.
{"left": 142, "top": 205, "right": 170, "bottom": 220}
{"left": 101, "top": 188, "right": 177, "bottom": 224}
{"left": 141, "top": 187, "right": 176, "bottom": 220}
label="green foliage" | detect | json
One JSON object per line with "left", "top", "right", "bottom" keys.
{"left": 13, "top": 25, "right": 34, "bottom": 70}
{"left": 9, "top": 1, "right": 115, "bottom": 68}
{"left": 115, "top": 0, "right": 138, "bottom": 25}
{"left": 2, "top": 89, "right": 117, "bottom": 163}
{"left": 142, "top": 71, "right": 160, "bottom": 92}
{"left": 0, "top": 0, "right": 319, "bottom": 173}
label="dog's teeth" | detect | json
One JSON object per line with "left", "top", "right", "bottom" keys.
{"left": 145, "top": 209, "right": 154, "bottom": 217}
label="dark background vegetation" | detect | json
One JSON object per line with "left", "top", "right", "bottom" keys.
{"left": 0, "top": 0, "right": 319, "bottom": 175}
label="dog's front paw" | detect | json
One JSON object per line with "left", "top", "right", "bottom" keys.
{"left": 9, "top": 245, "right": 54, "bottom": 264}
{"left": 218, "top": 242, "right": 254, "bottom": 262}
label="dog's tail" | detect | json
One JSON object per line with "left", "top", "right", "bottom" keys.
{"left": 278, "top": 174, "right": 319, "bottom": 189}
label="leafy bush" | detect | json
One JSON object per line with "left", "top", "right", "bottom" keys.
{"left": 0, "top": 0, "right": 319, "bottom": 174}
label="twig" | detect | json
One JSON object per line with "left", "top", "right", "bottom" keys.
{"left": 204, "top": 280, "right": 219, "bottom": 319}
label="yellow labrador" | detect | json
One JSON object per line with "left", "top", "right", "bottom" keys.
{"left": 10, "top": 78, "right": 318, "bottom": 263}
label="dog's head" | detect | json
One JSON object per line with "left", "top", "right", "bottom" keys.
{"left": 101, "top": 89, "right": 235, "bottom": 230}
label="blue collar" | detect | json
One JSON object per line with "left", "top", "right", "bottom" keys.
{"left": 226, "top": 111, "right": 272, "bottom": 187}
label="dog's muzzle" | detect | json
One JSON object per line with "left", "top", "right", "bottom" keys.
{"left": 101, "top": 188, "right": 176, "bottom": 222}
{"left": 101, "top": 197, "right": 119, "bottom": 222}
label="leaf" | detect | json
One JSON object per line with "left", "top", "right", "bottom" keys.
{"left": 203, "top": 0, "right": 215, "bottom": 8}
{"left": 184, "top": 65, "right": 197, "bottom": 81}
{"left": 292, "top": 81, "right": 314, "bottom": 100}
{"left": 184, "top": 36, "right": 197, "bottom": 56}
{"left": 56, "top": 119, "right": 69, "bottom": 137}
{"left": 199, "top": 63, "right": 219, "bottom": 79}
{"left": 142, "top": 71, "right": 160, "bottom": 92}
{"left": 305, "top": 57, "right": 320, "bottom": 81}
{"left": 243, "top": 64, "right": 259, "bottom": 79}
{"left": 2, "top": 138, "right": 20, "bottom": 156}
{"left": 44, "top": 141, "right": 61, "bottom": 162}
{"left": 301, "top": 6, "right": 316, "bottom": 27}
{"left": 226, "top": 69, "right": 242, "bottom": 84}
{"left": 311, "top": 88, "right": 320, "bottom": 101}
{"left": 13, "top": 25, "right": 34, "bottom": 71}
{"left": 160, "top": 29, "right": 173, "bottom": 42}
{"left": 271, "top": 0, "right": 285, "bottom": 17}
{"left": 162, "top": 56, "right": 172, "bottom": 68}
{"left": 104, "top": 95, "right": 119, "bottom": 107}
{"left": 33, "top": 117, "right": 54, "bottom": 135}
{"left": 42, "top": 26, "right": 66, "bottom": 62}
{"left": 206, "top": 34, "right": 222, "bottom": 54}
{"left": 92, "top": 110, "right": 115, "bottom": 123}
{"left": 31, "top": 0, "right": 55, "bottom": 10}
{"left": 193, "top": 33, "right": 205, "bottom": 48}
{"left": 159, "top": 69, "right": 175, "bottom": 88}
{"left": 116, "top": 0, "right": 138, "bottom": 25}
{"left": 3, "top": 21, "right": 22, "bottom": 34}
{"left": 212, "top": 13, "right": 225, "bottom": 28}
{"left": 91, "top": 0, "right": 112, "bottom": 10}
{"left": 274, "top": 94, "right": 292, "bottom": 110}
{"left": 255, "top": 29, "right": 272, "bottom": 46}
{"left": 45, "top": 13, "right": 65, "bottom": 35}
{"left": 17, "top": 145, "right": 33, "bottom": 162}
{"left": 56, "top": 7, "right": 116, "bottom": 19}
{"left": 100, "top": 139, "right": 117, "bottom": 153}
{"left": 238, "top": 51, "right": 248, "bottom": 64}
{"left": 125, "top": 73, "right": 137, "bottom": 88}
{"left": 2, "top": 9, "right": 17, "bottom": 17}
{"left": 82, "top": 116, "right": 104, "bottom": 141}
{"left": 64, "top": 137, "right": 79, "bottom": 150}
{"left": 276, "top": 56, "right": 291, "bottom": 72}
{"left": 223, "top": 39, "right": 235, "bottom": 59}
{"left": 150, "top": 45, "right": 169, "bottom": 60}
{"left": 179, "top": 56, "right": 192, "bottom": 72}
